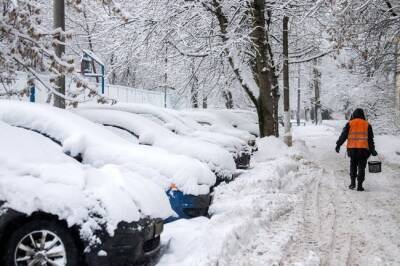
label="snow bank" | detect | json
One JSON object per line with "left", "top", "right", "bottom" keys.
{"left": 158, "top": 136, "right": 315, "bottom": 265}
{"left": 0, "top": 122, "right": 173, "bottom": 244}
{"left": 74, "top": 109, "right": 236, "bottom": 178}
{"left": 375, "top": 135, "right": 400, "bottom": 165}
{"left": 0, "top": 100, "right": 215, "bottom": 195}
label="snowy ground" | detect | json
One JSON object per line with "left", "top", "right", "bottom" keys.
{"left": 156, "top": 121, "right": 400, "bottom": 266}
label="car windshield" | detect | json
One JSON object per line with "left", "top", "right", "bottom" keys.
{"left": 0, "top": 122, "right": 76, "bottom": 165}
{"left": 140, "top": 113, "right": 166, "bottom": 126}
{"left": 103, "top": 124, "right": 140, "bottom": 143}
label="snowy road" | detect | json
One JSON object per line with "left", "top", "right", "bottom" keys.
{"left": 284, "top": 123, "right": 400, "bottom": 266}
{"left": 157, "top": 122, "right": 400, "bottom": 266}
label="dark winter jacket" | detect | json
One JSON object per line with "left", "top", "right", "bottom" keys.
{"left": 336, "top": 108, "right": 376, "bottom": 158}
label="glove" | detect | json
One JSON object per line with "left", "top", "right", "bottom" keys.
{"left": 371, "top": 150, "right": 378, "bottom": 156}
{"left": 335, "top": 146, "right": 340, "bottom": 153}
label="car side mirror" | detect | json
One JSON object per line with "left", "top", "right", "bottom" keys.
{"left": 139, "top": 132, "right": 155, "bottom": 146}
{"left": 165, "top": 123, "right": 177, "bottom": 133}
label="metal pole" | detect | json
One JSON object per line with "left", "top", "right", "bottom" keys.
{"left": 297, "top": 63, "right": 301, "bottom": 126}
{"left": 53, "top": 0, "right": 65, "bottom": 108}
{"left": 101, "top": 65, "right": 105, "bottom": 94}
{"left": 283, "top": 16, "right": 292, "bottom": 146}
{"left": 164, "top": 87, "right": 167, "bottom": 108}
{"left": 164, "top": 45, "right": 168, "bottom": 108}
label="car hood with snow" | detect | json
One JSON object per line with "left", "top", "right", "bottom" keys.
{"left": 74, "top": 108, "right": 236, "bottom": 179}
{"left": 0, "top": 101, "right": 216, "bottom": 195}
{"left": 0, "top": 121, "right": 173, "bottom": 243}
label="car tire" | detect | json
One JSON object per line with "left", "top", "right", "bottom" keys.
{"left": 2, "top": 219, "right": 82, "bottom": 266}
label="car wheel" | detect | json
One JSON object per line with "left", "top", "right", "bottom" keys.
{"left": 2, "top": 219, "right": 81, "bottom": 266}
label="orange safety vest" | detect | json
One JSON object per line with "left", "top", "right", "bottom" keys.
{"left": 347, "top": 118, "right": 369, "bottom": 149}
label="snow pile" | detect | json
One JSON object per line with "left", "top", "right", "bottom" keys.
{"left": 252, "top": 137, "right": 290, "bottom": 162}
{"left": 375, "top": 135, "right": 400, "bottom": 166}
{"left": 0, "top": 122, "right": 173, "bottom": 245}
{"left": 74, "top": 108, "right": 236, "bottom": 178}
{"left": 158, "top": 136, "right": 319, "bottom": 265}
{"left": 0, "top": 100, "right": 216, "bottom": 195}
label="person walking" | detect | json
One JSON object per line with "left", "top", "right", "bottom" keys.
{"left": 335, "top": 108, "right": 378, "bottom": 191}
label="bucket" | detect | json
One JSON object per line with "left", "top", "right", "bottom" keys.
{"left": 368, "top": 161, "right": 382, "bottom": 173}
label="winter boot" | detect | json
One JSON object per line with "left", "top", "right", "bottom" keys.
{"left": 349, "top": 178, "right": 356, "bottom": 190}
{"left": 357, "top": 181, "right": 364, "bottom": 191}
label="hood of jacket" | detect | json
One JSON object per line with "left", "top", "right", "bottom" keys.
{"left": 351, "top": 108, "right": 366, "bottom": 120}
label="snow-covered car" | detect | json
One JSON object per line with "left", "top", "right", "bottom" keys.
{"left": 0, "top": 101, "right": 216, "bottom": 221}
{"left": 74, "top": 108, "right": 236, "bottom": 180}
{"left": 0, "top": 121, "right": 170, "bottom": 265}
{"left": 209, "top": 109, "right": 260, "bottom": 137}
{"left": 178, "top": 109, "right": 258, "bottom": 153}
{"left": 79, "top": 103, "right": 252, "bottom": 171}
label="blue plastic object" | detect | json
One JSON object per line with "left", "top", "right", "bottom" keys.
{"left": 29, "top": 86, "right": 35, "bottom": 103}
{"left": 165, "top": 190, "right": 211, "bottom": 223}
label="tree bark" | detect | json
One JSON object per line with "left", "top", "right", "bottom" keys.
{"left": 251, "top": 0, "right": 275, "bottom": 137}
{"left": 53, "top": 0, "right": 65, "bottom": 108}
{"left": 222, "top": 90, "right": 233, "bottom": 109}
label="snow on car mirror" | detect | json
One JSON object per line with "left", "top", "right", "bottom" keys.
{"left": 61, "top": 135, "right": 86, "bottom": 162}
{"left": 139, "top": 132, "right": 155, "bottom": 146}
{"left": 165, "top": 123, "right": 177, "bottom": 133}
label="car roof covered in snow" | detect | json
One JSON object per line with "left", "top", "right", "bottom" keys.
{"left": 74, "top": 108, "right": 236, "bottom": 178}
{"left": 0, "top": 120, "right": 173, "bottom": 243}
{"left": 0, "top": 100, "right": 216, "bottom": 195}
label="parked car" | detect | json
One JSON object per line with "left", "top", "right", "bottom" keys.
{"left": 80, "top": 103, "right": 252, "bottom": 171}
{"left": 0, "top": 121, "right": 170, "bottom": 265}
{"left": 178, "top": 109, "right": 258, "bottom": 153}
{"left": 0, "top": 100, "right": 216, "bottom": 222}
{"left": 209, "top": 109, "right": 260, "bottom": 137}
{"left": 74, "top": 108, "right": 236, "bottom": 179}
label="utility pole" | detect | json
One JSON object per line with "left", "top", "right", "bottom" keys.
{"left": 283, "top": 16, "right": 292, "bottom": 146}
{"left": 395, "top": 37, "right": 400, "bottom": 113}
{"left": 296, "top": 63, "right": 301, "bottom": 126}
{"left": 313, "top": 58, "right": 321, "bottom": 124}
{"left": 164, "top": 45, "right": 168, "bottom": 108}
{"left": 53, "top": 0, "right": 65, "bottom": 108}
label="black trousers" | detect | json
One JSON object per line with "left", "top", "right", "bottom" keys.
{"left": 350, "top": 156, "right": 368, "bottom": 183}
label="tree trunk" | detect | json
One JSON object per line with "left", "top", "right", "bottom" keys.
{"left": 53, "top": 0, "right": 65, "bottom": 108}
{"left": 202, "top": 94, "right": 208, "bottom": 109}
{"left": 252, "top": 0, "right": 275, "bottom": 137}
{"left": 211, "top": 0, "right": 275, "bottom": 137}
{"left": 223, "top": 90, "right": 233, "bottom": 109}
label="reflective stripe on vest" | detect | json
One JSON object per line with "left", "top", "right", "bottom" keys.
{"left": 347, "top": 118, "right": 369, "bottom": 149}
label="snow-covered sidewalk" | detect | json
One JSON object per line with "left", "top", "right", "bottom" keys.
{"left": 156, "top": 121, "right": 400, "bottom": 266}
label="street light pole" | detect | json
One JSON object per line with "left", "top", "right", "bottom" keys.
{"left": 297, "top": 63, "right": 301, "bottom": 126}
{"left": 283, "top": 15, "right": 292, "bottom": 146}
